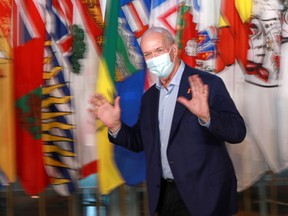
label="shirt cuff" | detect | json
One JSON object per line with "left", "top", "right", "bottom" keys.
{"left": 108, "top": 127, "right": 121, "bottom": 138}
{"left": 198, "top": 117, "right": 211, "bottom": 128}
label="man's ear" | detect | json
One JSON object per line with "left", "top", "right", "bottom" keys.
{"left": 172, "top": 43, "right": 178, "bottom": 54}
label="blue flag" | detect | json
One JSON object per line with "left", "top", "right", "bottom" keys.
{"left": 113, "top": 0, "right": 151, "bottom": 185}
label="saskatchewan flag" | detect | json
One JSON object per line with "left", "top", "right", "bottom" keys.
{"left": 95, "top": 0, "right": 124, "bottom": 194}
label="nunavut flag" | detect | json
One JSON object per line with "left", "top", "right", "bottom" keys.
{"left": 12, "top": 0, "right": 50, "bottom": 195}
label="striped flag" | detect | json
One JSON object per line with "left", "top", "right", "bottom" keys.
{"left": 42, "top": 0, "right": 78, "bottom": 196}
{"left": 0, "top": 0, "right": 16, "bottom": 186}
{"left": 149, "top": 0, "right": 177, "bottom": 33}
{"left": 12, "top": 0, "right": 50, "bottom": 195}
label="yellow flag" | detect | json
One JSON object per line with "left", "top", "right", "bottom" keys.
{"left": 235, "top": 0, "right": 252, "bottom": 23}
{"left": 95, "top": 59, "right": 124, "bottom": 194}
{"left": 0, "top": 17, "right": 16, "bottom": 183}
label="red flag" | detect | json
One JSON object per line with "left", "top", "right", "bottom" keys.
{"left": 216, "top": 0, "right": 250, "bottom": 72}
{"left": 12, "top": 0, "right": 49, "bottom": 195}
{"left": 176, "top": 2, "right": 198, "bottom": 68}
{"left": 0, "top": 0, "right": 16, "bottom": 185}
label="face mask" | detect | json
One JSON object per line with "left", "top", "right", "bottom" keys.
{"left": 146, "top": 49, "right": 174, "bottom": 78}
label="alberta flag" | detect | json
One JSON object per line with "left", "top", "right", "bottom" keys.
{"left": 96, "top": 0, "right": 150, "bottom": 194}
{"left": 114, "top": 0, "right": 150, "bottom": 186}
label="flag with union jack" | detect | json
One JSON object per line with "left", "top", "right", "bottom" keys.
{"left": 42, "top": 0, "right": 78, "bottom": 196}
{"left": 12, "top": 0, "right": 50, "bottom": 195}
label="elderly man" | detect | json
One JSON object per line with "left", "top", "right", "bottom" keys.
{"left": 89, "top": 26, "right": 246, "bottom": 216}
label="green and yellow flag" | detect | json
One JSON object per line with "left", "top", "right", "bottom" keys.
{"left": 95, "top": 0, "right": 124, "bottom": 194}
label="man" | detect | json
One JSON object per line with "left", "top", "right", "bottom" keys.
{"left": 89, "top": 27, "right": 246, "bottom": 216}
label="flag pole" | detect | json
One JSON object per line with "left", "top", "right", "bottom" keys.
{"left": 96, "top": 176, "right": 101, "bottom": 216}
{"left": 7, "top": 184, "right": 14, "bottom": 216}
{"left": 119, "top": 185, "right": 126, "bottom": 216}
{"left": 143, "top": 182, "right": 148, "bottom": 215}
{"left": 68, "top": 193, "right": 78, "bottom": 216}
{"left": 38, "top": 191, "right": 46, "bottom": 216}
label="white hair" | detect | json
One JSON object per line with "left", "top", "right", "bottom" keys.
{"left": 141, "top": 26, "right": 175, "bottom": 45}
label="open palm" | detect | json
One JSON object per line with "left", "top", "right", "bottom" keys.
{"left": 88, "top": 94, "right": 121, "bottom": 132}
{"left": 177, "top": 75, "right": 210, "bottom": 123}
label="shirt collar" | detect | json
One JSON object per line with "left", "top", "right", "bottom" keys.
{"left": 156, "top": 60, "right": 185, "bottom": 90}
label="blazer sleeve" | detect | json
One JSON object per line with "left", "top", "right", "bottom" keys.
{"left": 108, "top": 122, "right": 144, "bottom": 152}
{"left": 207, "top": 76, "right": 246, "bottom": 144}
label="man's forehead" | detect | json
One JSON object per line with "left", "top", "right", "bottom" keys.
{"left": 141, "top": 37, "right": 165, "bottom": 50}
{"left": 141, "top": 32, "right": 163, "bottom": 44}
{"left": 143, "top": 45, "right": 164, "bottom": 52}
{"left": 143, "top": 30, "right": 162, "bottom": 38}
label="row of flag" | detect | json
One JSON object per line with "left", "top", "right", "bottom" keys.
{"left": 1, "top": 0, "right": 288, "bottom": 197}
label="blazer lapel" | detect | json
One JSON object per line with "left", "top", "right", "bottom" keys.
{"left": 149, "top": 86, "right": 161, "bottom": 141}
{"left": 169, "top": 67, "right": 192, "bottom": 143}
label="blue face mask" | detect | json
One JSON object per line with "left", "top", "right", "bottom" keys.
{"left": 145, "top": 50, "right": 174, "bottom": 78}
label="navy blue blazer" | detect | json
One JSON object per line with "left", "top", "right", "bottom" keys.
{"left": 109, "top": 65, "right": 246, "bottom": 216}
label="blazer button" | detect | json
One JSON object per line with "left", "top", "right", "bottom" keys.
{"left": 169, "top": 161, "right": 174, "bottom": 164}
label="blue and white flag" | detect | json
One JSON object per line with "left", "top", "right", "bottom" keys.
{"left": 42, "top": 0, "right": 78, "bottom": 196}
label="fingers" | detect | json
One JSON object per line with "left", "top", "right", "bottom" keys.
{"left": 177, "top": 96, "right": 189, "bottom": 108}
{"left": 88, "top": 94, "right": 104, "bottom": 117}
{"left": 114, "top": 96, "right": 120, "bottom": 109}
{"left": 188, "top": 75, "right": 208, "bottom": 95}
{"left": 88, "top": 94, "right": 120, "bottom": 119}
{"left": 90, "top": 93, "right": 107, "bottom": 106}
